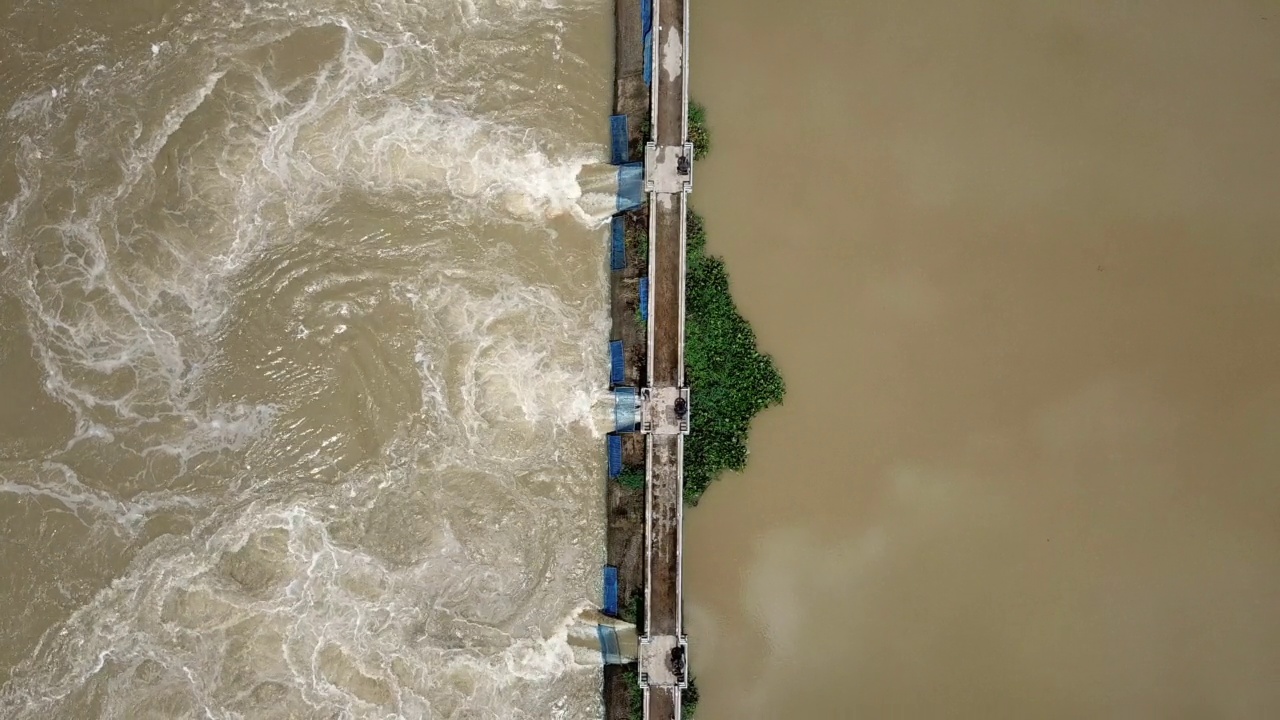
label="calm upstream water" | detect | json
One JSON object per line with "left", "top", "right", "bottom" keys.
{"left": 0, "top": 0, "right": 617, "bottom": 717}
{"left": 685, "top": 0, "right": 1280, "bottom": 718}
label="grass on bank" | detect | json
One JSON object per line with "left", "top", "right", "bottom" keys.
{"left": 640, "top": 102, "right": 710, "bottom": 160}
{"left": 619, "top": 213, "right": 783, "bottom": 505}
{"left": 683, "top": 100, "right": 780, "bottom": 501}
{"left": 628, "top": 224, "right": 649, "bottom": 261}
{"left": 616, "top": 466, "right": 646, "bottom": 491}
{"left": 682, "top": 210, "right": 785, "bottom": 504}
{"left": 688, "top": 102, "right": 711, "bottom": 160}
{"left": 623, "top": 668, "right": 700, "bottom": 720}
{"left": 629, "top": 100, "right": 782, "bottom": 503}
{"left": 608, "top": 102, "right": 765, "bottom": 720}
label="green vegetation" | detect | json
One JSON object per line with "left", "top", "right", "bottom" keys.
{"left": 620, "top": 590, "right": 643, "bottom": 629}
{"left": 688, "top": 101, "right": 711, "bottom": 160}
{"left": 623, "top": 668, "right": 644, "bottom": 720}
{"left": 683, "top": 210, "right": 785, "bottom": 504}
{"left": 639, "top": 101, "right": 708, "bottom": 159}
{"left": 626, "top": 223, "right": 650, "bottom": 329}
{"left": 622, "top": 668, "right": 700, "bottom": 720}
{"left": 639, "top": 99, "right": 710, "bottom": 161}
{"left": 683, "top": 677, "right": 700, "bottom": 717}
{"left": 627, "top": 223, "right": 649, "bottom": 261}
{"left": 616, "top": 466, "right": 646, "bottom": 491}
{"left": 675, "top": 101, "right": 783, "bottom": 503}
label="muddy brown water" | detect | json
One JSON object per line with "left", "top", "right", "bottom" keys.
{"left": 0, "top": 0, "right": 622, "bottom": 717}
{"left": 685, "top": 1, "right": 1280, "bottom": 718}
{"left": 4, "top": 0, "right": 1279, "bottom": 717}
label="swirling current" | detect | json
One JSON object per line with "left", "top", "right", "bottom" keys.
{"left": 0, "top": 0, "right": 617, "bottom": 717}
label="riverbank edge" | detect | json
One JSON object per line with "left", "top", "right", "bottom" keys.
{"left": 602, "top": 0, "right": 648, "bottom": 717}
{"left": 603, "top": 2, "right": 784, "bottom": 715}
{"left": 602, "top": 2, "right": 647, "bottom": 718}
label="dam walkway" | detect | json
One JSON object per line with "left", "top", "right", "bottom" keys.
{"left": 637, "top": 0, "right": 692, "bottom": 717}
{"left": 602, "top": 0, "right": 691, "bottom": 715}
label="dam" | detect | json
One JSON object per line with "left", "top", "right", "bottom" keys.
{"left": 600, "top": 0, "right": 694, "bottom": 717}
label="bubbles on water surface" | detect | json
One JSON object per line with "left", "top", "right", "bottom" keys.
{"left": 0, "top": 0, "right": 614, "bottom": 716}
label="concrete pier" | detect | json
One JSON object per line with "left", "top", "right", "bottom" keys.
{"left": 605, "top": 0, "right": 692, "bottom": 717}
{"left": 638, "top": 0, "right": 692, "bottom": 717}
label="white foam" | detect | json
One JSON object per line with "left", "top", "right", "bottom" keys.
{"left": 407, "top": 272, "right": 610, "bottom": 447}
{"left": 0, "top": 487, "right": 603, "bottom": 719}
{"left": 0, "top": 462, "right": 202, "bottom": 536}
{"left": 0, "top": 1, "right": 611, "bottom": 716}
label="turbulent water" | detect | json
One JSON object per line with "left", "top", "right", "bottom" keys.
{"left": 0, "top": 0, "right": 616, "bottom": 717}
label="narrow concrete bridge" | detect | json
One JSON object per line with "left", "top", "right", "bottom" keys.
{"left": 637, "top": 0, "right": 693, "bottom": 717}
{"left": 601, "top": 0, "right": 692, "bottom": 714}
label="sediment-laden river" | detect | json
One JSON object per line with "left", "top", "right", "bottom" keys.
{"left": 686, "top": 1, "right": 1280, "bottom": 718}
{"left": 0, "top": 1, "right": 616, "bottom": 717}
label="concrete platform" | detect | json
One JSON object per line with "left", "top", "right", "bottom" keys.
{"left": 645, "top": 142, "right": 693, "bottom": 194}
{"left": 634, "top": 0, "right": 691, "bottom": 716}
{"left": 641, "top": 386, "right": 690, "bottom": 435}
{"left": 639, "top": 634, "right": 688, "bottom": 687}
